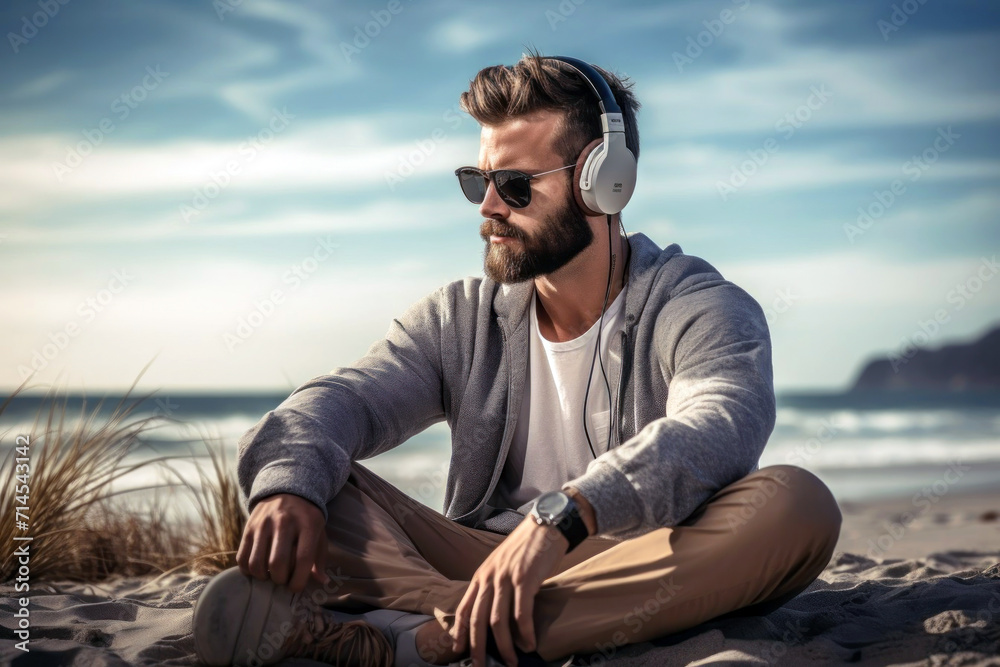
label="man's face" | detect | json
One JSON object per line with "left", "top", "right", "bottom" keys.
{"left": 476, "top": 110, "right": 593, "bottom": 284}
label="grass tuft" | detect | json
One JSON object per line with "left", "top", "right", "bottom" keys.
{"left": 0, "top": 380, "right": 247, "bottom": 583}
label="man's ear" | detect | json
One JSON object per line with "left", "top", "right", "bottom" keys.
{"left": 572, "top": 138, "right": 606, "bottom": 217}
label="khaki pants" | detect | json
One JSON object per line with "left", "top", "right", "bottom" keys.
{"left": 307, "top": 461, "right": 841, "bottom": 663}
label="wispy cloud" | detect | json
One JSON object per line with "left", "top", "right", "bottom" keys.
{"left": 9, "top": 70, "right": 73, "bottom": 99}
{"left": 638, "top": 142, "right": 1000, "bottom": 197}
{"left": 0, "top": 117, "right": 479, "bottom": 214}
{"left": 643, "top": 32, "right": 1000, "bottom": 138}
{"left": 3, "top": 199, "right": 474, "bottom": 244}
{"left": 427, "top": 17, "right": 507, "bottom": 53}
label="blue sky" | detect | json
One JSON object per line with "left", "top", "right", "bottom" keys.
{"left": 1, "top": 0, "right": 998, "bottom": 393}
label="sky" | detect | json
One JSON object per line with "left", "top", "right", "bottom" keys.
{"left": 1, "top": 0, "right": 998, "bottom": 394}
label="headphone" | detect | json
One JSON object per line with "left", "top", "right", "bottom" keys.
{"left": 544, "top": 56, "right": 636, "bottom": 459}
{"left": 545, "top": 56, "right": 638, "bottom": 216}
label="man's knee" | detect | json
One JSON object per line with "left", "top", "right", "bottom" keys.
{"left": 740, "top": 465, "right": 842, "bottom": 549}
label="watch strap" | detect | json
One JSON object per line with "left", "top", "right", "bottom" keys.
{"left": 555, "top": 498, "right": 589, "bottom": 553}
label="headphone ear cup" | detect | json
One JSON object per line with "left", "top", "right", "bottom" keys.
{"left": 572, "top": 138, "right": 606, "bottom": 217}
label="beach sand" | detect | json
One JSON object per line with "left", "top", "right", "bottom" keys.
{"left": 2, "top": 489, "right": 999, "bottom": 666}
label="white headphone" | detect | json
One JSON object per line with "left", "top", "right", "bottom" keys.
{"left": 546, "top": 56, "right": 638, "bottom": 216}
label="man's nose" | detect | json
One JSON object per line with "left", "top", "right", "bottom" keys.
{"left": 478, "top": 178, "right": 511, "bottom": 220}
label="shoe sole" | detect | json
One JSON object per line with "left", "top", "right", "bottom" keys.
{"left": 193, "top": 567, "right": 296, "bottom": 666}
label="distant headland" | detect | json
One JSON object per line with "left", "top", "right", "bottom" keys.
{"left": 850, "top": 324, "right": 1000, "bottom": 392}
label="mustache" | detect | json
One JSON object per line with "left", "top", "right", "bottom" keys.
{"left": 480, "top": 219, "right": 524, "bottom": 240}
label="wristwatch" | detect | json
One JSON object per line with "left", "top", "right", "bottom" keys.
{"left": 529, "top": 490, "right": 589, "bottom": 553}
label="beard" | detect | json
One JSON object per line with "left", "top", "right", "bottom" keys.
{"left": 479, "top": 193, "right": 594, "bottom": 284}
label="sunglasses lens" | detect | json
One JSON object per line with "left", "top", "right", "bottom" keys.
{"left": 457, "top": 169, "right": 487, "bottom": 204}
{"left": 456, "top": 168, "right": 533, "bottom": 208}
{"left": 494, "top": 171, "right": 531, "bottom": 208}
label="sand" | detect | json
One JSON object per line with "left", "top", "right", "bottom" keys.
{"left": 2, "top": 490, "right": 999, "bottom": 667}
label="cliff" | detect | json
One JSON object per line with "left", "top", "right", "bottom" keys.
{"left": 851, "top": 325, "right": 1000, "bottom": 391}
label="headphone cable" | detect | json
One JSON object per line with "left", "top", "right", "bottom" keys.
{"left": 582, "top": 214, "right": 617, "bottom": 459}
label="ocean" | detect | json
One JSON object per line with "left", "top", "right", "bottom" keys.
{"left": 2, "top": 390, "right": 998, "bottom": 519}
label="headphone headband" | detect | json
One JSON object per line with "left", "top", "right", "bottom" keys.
{"left": 545, "top": 56, "right": 622, "bottom": 115}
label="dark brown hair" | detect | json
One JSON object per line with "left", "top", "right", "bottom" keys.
{"left": 459, "top": 48, "right": 641, "bottom": 167}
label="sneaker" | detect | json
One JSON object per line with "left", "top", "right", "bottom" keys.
{"left": 193, "top": 566, "right": 393, "bottom": 666}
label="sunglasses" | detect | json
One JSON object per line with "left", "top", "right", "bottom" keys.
{"left": 454, "top": 164, "right": 575, "bottom": 208}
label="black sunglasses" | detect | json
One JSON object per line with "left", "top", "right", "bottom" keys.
{"left": 454, "top": 164, "right": 575, "bottom": 208}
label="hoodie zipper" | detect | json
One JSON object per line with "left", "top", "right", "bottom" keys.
{"left": 613, "top": 325, "right": 630, "bottom": 448}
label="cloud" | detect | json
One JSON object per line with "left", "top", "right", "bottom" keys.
{"left": 206, "top": 1, "right": 363, "bottom": 118}
{"left": 0, "top": 116, "right": 479, "bottom": 215}
{"left": 2, "top": 198, "right": 475, "bottom": 244}
{"left": 721, "top": 248, "right": 997, "bottom": 308}
{"left": 637, "top": 141, "right": 1000, "bottom": 198}
{"left": 870, "top": 188, "right": 999, "bottom": 234}
{"left": 643, "top": 29, "right": 1000, "bottom": 137}
{"left": 427, "top": 17, "right": 506, "bottom": 53}
{"left": 236, "top": 0, "right": 345, "bottom": 66}
{"left": 0, "top": 251, "right": 481, "bottom": 391}
{"left": 85, "top": 2, "right": 359, "bottom": 121}
{"left": 9, "top": 70, "right": 73, "bottom": 99}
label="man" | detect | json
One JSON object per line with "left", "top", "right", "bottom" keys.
{"left": 193, "top": 52, "right": 841, "bottom": 667}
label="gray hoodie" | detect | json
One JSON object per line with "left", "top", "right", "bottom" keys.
{"left": 237, "top": 232, "right": 776, "bottom": 541}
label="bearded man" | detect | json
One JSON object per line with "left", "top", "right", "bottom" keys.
{"left": 193, "top": 52, "right": 841, "bottom": 667}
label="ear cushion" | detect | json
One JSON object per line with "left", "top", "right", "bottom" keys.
{"left": 572, "top": 138, "right": 605, "bottom": 217}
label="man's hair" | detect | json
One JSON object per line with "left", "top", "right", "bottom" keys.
{"left": 459, "top": 48, "right": 641, "bottom": 168}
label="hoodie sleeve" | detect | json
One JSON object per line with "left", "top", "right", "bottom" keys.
{"left": 236, "top": 286, "right": 447, "bottom": 521}
{"left": 562, "top": 271, "right": 776, "bottom": 540}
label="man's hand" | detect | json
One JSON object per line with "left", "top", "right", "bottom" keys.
{"left": 236, "top": 492, "right": 331, "bottom": 593}
{"left": 449, "top": 517, "right": 570, "bottom": 667}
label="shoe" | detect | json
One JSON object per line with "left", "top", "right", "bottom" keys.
{"left": 193, "top": 567, "right": 392, "bottom": 666}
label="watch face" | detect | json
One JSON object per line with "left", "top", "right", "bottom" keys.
{"left": 536, "top": 491, "right": 569, "bottom": 518}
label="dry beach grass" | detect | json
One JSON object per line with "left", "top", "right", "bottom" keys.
{"left": 0, "top": 380, "right": 246, "bottom": 585}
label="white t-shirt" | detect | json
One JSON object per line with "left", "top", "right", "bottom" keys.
{"left": 489, "top": 282, "right": 628, "bottom": 515}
